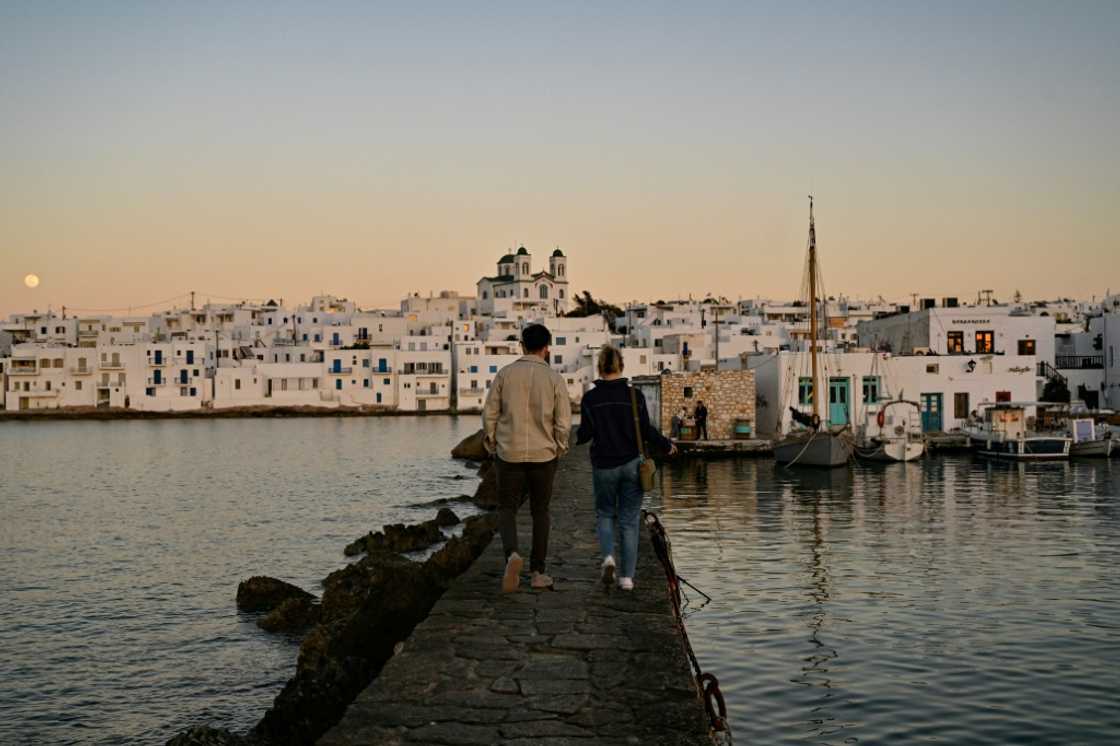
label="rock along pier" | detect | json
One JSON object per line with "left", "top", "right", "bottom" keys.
{"left": 319, "top": 443, "right": 713, "bottom": 746}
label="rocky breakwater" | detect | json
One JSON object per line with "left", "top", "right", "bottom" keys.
{"left": 168, "top": 431, "right": 499, "bottom": 746}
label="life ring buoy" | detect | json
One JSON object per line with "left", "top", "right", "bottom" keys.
{"left": 876, "top": 410, "right": 885, "bottom": 428}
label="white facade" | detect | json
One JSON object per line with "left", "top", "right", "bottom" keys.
{"left": 750, "top": 351, "right": 1039, "bottom": 436}
{"left": 477, "top": 247, "right": 569, "bottom": 317}
{"left": 857, "top": 306, "right": 1056, "bottom": 364}
{"left": 1101, "top": 298, "right": 1120, "bottom": 409}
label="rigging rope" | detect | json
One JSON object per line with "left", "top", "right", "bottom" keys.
{"left": 782, "top": 428, "right": 821, "bottom": 469}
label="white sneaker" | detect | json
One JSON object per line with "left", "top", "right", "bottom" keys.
{"left": 619, "top": 577, "right": 634, "bottom": 591}
{"left": 600, "top": 556, "right": 616, "bottom": 586}
{"left": 502, "top": 552, "right": 523, "bottom": 593}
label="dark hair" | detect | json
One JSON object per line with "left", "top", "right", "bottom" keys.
{"left": 521, "top": 323, "right": 552, "bottom": 352}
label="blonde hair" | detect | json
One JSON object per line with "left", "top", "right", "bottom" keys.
{"left": 597, "top": 345, "right": 624, "bottom": 377}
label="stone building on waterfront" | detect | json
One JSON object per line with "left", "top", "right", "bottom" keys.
{"left": 655, "top": 370, "right": 757, "bottom": 440}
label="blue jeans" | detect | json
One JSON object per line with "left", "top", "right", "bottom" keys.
{"left": 593, "top": 456, "right": 644, "bottom": 579}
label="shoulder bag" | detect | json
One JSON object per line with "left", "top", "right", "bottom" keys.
{"left": 630, "top": 386, "right": 657, "bottom": 493}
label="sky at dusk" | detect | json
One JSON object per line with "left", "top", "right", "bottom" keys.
{"left": 2, "top": 1, "right": 1118, "bottom": 318}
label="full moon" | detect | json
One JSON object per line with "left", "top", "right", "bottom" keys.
{"left": 24, "top": 274, "right": 40, "bottom": 288}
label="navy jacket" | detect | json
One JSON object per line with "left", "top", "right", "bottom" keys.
{"left": 576, "top": 378, "right": 673, "bottom": 469}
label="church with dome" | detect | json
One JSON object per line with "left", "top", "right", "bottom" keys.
{"left": 476, "top": 246, "right": 570, "bottom": 317}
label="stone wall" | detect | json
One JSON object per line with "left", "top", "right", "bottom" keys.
{"left": 659, "top": 370, "right": 756, "bottom": 440}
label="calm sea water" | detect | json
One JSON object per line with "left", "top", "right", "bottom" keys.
{"left": 3, "top": 420, "right": 1118, "bottom": 745}
{"left": 0, "top": 417, "right": 481, "bottom": 745}
{"left": 653, "top": 457, "right": 1120, "bottom": 745}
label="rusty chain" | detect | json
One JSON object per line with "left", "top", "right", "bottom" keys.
{"left": 644, "top": 510, "right": 732, "bottom": 744}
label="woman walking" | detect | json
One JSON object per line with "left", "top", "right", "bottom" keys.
{"left": 576, "top": 346, "right": 675, "bottom": 590}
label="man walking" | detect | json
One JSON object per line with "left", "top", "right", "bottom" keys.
{"left": 483, "top": 323, "right": 572, "bottom": 592}
{"left": 695, "top": 400, "right": 709, "bottom": 440}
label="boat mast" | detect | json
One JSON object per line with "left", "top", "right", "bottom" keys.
{"left": 808, "top": 195, "right": 820, "bottom": 422}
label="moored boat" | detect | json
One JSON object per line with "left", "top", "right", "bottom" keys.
{"left": 856, "top": 399, "right": 925, "bottom": 462}
{"left": 966, "top": 403, "right": 1071, "bottom": 460}
{"left": 1068, "top": 418, "right": 1115, "bottom": 458}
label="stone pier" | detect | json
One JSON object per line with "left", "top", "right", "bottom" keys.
{"left": 318, "top": 444, "right": 711, "bottom": 745}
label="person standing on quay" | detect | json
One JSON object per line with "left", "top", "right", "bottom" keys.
{"left": 482, "top": 323, "right": 572, "bottom": 593}
{"left": 695, "top": 400, "right": 709, "bottom": 440}
{"left": 670, "top": 409, "right": 683, "bottom": 439}
{"left": 576, "top": 346, "right": 675, "bottom": 591}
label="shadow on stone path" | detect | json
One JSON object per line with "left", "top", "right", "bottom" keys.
{"left": 318, "top": 444, "right": 711, "bottom": 745}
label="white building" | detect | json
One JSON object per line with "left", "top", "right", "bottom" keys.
{"left": 477, "top": 247, "right": 569, "bottom": 317}
{"left": 4, "top": 341, "right": 211, "bottom": 411}
{"left": 455, "top": 338, "right": 521, "bottom": 412}
{"left": 857, "top": 305, "right": 1056, "bottom": 363}
{"left": 401, "top": 291, "right": 474, "bottom": 321}
{"left": 1098, "top": 295, "right": 1120, "bottom": 409}
{"left": 750, "top": 351, "right": 1039, "bottom": 436}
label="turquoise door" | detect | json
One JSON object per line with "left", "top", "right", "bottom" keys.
{"left": 828, "top": 377, "right": 850, "bottom": 426}
{"left": 920, "top": 393, "right": 943, "bottom": 432}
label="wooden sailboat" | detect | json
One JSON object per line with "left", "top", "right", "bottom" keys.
{"left": 774, "top": 197, "right": 855, "bottom": 468}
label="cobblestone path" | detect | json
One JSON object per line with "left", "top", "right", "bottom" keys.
{"left": 318, "top": 444, "right": 711, "bottom": 745}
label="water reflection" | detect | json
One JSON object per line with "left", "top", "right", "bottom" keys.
{"left": 652, "top": 455, "right": 1120, "bottom": 745}
{"left": 0, "top": 418, "right": 481, "bottom": 744}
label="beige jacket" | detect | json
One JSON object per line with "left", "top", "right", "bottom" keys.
{"left": 482, "top": 355, "right": 572, "bottom": 463}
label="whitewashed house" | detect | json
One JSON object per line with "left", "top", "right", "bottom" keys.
{"left": 856, "top": 305, "right": 1056, "bottom": 364}
{"left": 396, "top": 332, "right": 452, "bottom": 412}
{"left": 135, "top": 342, "right": 210, "bottom": 411}
{"left": 455, "top": 339, "right": 521, "bottom": 412}
{"left": 319, "top": 346, "right": 389, "bottom": 407}
{"left": 750, "top": 351, "right": 1039, "bottom": 436}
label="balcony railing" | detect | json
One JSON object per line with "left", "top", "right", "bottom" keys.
{"left": 99, "top": 361, "right": 125, "bottom": 370}
{"left": 8, "top": 366, "right": 38, "bottom": 376}
{"left": 1055, "top": 354, "right": 1104, "bottom": 370}
{"left": 70, "top": 367, "right": 93, "bottom": 375}
{"left": 328, "top": 367, "right": 353, "bottom": 375}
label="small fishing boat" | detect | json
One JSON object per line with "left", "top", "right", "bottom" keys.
{"left": 966, "top": 403, "right": 1071, "bottom": 460}
{"left": 1068, "top": 418, "right": 1115, "bottom": 458}
{"left": 774, "top": 197, "right": 854, "bottom": 468}
{"left": 856, "top": 399, "right": 925, "bottom": 462}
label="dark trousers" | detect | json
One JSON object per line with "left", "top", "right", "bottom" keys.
{"left": 495, "top": 457, "right": 558, "bottom": 573}
{"left": 697, "top": 420, "right": 708, "bottom": 440}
